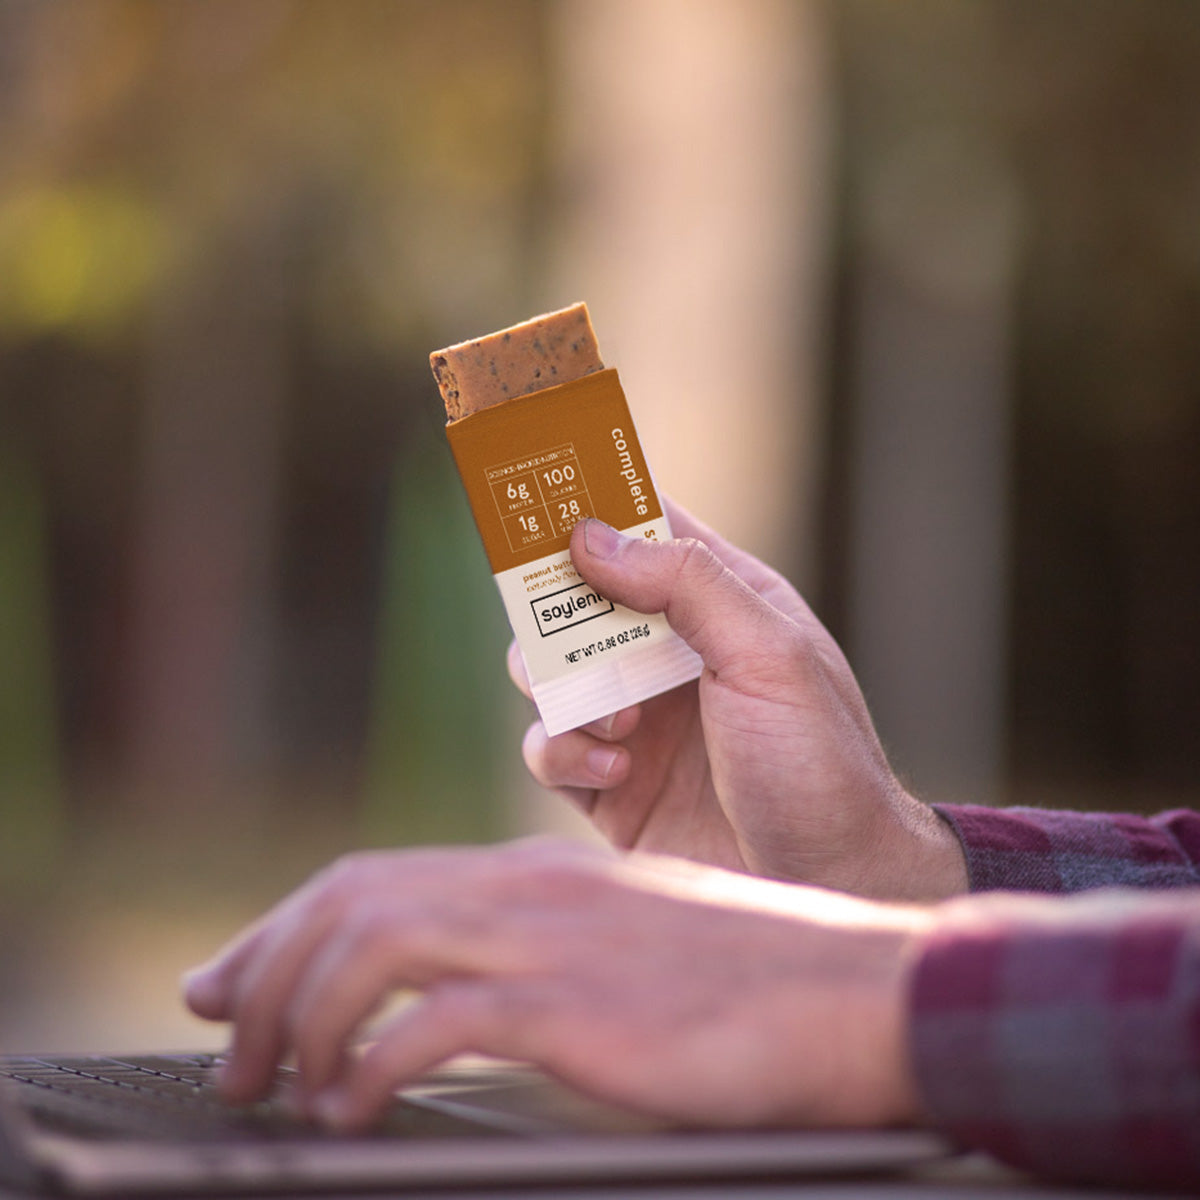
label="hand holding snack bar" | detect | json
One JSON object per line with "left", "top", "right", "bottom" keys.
{"left": 511, "top": 499, "right": 968, "bottom": 903}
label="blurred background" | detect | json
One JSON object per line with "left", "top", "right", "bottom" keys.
{"left": 2, "top": 0, "right": 1198, "bottom": 1050}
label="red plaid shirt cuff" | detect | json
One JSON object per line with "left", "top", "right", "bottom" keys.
{"left": 910, "top": 890, "right": 1200, "bottom": 1188}
{"left": 934, "top": 804, "right": 1200, "bottom": 892}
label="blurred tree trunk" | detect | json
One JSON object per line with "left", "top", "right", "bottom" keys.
{"left": 124, "top": 213, "right": 287, "bottom": 814}
{"left": 835, "top": 2, "right": 1018, "bottom": 805}
{"left": 545, "top": 0, "right": 830, "bottom": 578}
{"left": 1003, "top": 0, "right": 1200, "bottom": 800}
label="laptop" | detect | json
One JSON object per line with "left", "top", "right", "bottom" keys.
{"left": 0, "top": 1051, "right": 954, "bottom": 1194}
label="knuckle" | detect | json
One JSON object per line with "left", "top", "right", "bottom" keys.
{"left": 667, "top": 537, "right": 762, "bottom": 652}
{"left": 500, "top": 840, "right": 609, "bottom": 905}
{"left": 313, "top": 849, "right": 399, "bottom": 909}
{"left": 485, "top": 981, "right": 553, "bottom": 1027}
{"left": 777, "top": 623, "right": 827, "bottom": 682}
{"left": 437, "top": 978, "right": 550, "bottom": 1037}
{"left": 314, "top": 852, "right": 368, "bottom": 896}
{"left": 298, "top": 878, "right": 401, "bottom": 982}
{"left": 465, "top": 840, "right": 609, "bottom": 902}
{"left": 673, "top": 536, "right": 726, "bottom": 588}
{"left": 341, "top": 896, "right": 407, "bottom": 958}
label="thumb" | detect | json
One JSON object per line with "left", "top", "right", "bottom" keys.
{"left": 570, "top": 519, "right": 790, "bottom": 682}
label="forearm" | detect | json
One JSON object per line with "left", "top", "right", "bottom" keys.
{"left": 910, "top": 888, "right": 1200, "bottom": 1189}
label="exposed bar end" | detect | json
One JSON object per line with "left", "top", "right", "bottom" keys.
{"left": 430, "top": 302, "right": 605, "bottom": 421}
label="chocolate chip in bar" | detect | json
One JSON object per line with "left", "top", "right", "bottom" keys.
{"left": 430, "top": 303, "right": 605, "bottom": 421}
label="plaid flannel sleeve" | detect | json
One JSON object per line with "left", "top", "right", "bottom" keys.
{"left": 910, "top": 889, "right": 1200, "bottom": 1189}
{"left": 934, "top": 804, "right": 1200, "bottom": 892}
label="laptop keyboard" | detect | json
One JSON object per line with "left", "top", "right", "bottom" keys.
{"left": 0, "top": 1054, "right": 508, "bottom": 1143}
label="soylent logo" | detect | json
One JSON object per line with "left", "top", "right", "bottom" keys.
{"left": 531, "top": 582, "right": 615, "bottom": 637}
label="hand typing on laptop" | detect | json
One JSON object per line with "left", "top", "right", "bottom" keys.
{"left": 184, "top": 840, "right": 928, "bottom": 1134}
{"left": 185, "top": 500, "right": 1200, "bottom": 1190}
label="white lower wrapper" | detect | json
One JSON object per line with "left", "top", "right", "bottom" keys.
{"left": 496, "top": 516, "right": 703, "bottom": 735}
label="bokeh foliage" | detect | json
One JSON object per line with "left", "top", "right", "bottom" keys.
{"left": 0, "top": 0, "right": 548, "bottom": 892}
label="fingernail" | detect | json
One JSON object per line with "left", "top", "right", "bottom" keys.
{"left": 582, "top": 518, "right": 624, "bottom": 559}
{"left": 587, "top": 746, "right": 621, "bottom": 782}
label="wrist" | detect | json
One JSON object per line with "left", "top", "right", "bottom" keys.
{"left": 816, "top": 912, "right": 932, "bottom": 1127}
{"left": 858, "top": 787, "right": 970, "bottom": 903}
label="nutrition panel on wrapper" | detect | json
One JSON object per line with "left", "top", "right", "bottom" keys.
{"left": 487, "top": 444, "right": 595, "bottom": 553}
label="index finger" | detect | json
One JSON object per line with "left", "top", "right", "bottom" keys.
{"left": 662, "top": 496, "right": 808, "bottom": 622}
{"left": 183, "top": 905, "right": 295, "bottom": 1021}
